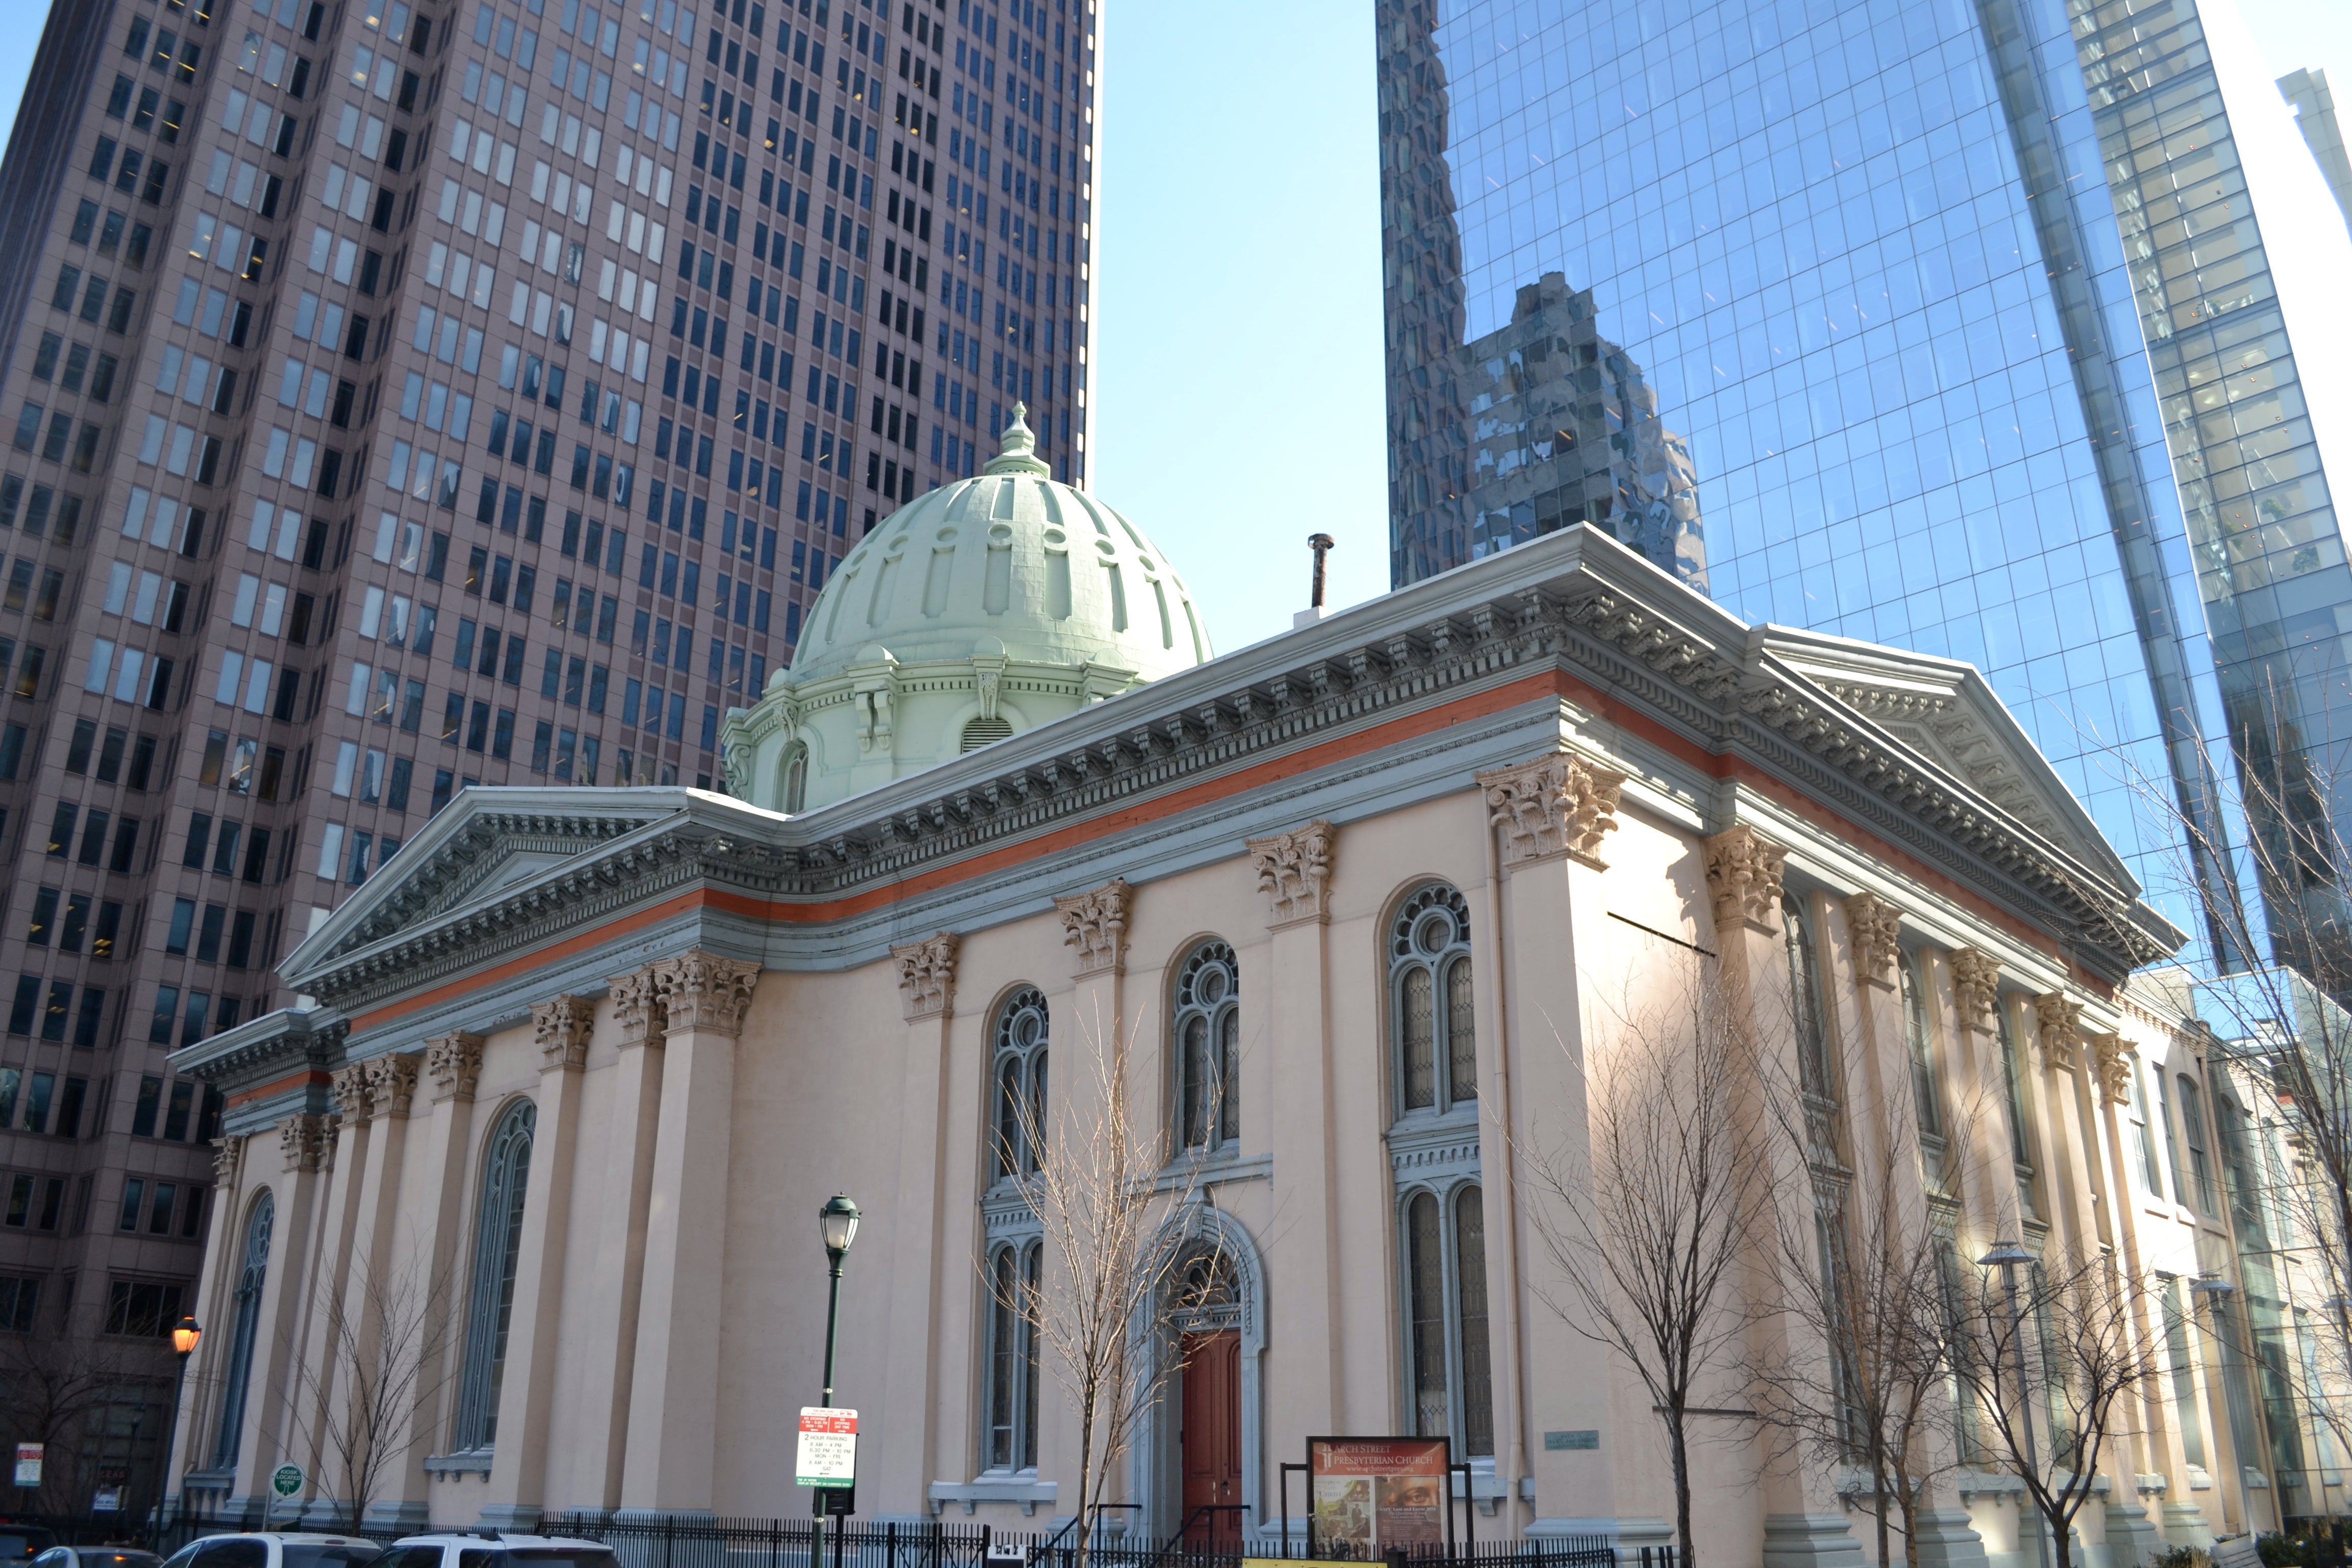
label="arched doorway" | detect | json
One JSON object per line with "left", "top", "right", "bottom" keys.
{"left": 1175, "top": 1252, "right": 1243, "bottom": 1549}
{"left": 1134, "top": 1208, "right": 1266, "bottom": 1549}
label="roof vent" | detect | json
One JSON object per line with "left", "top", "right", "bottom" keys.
{"left": 961, "top": 716, "right": 1014, "bottom": 751}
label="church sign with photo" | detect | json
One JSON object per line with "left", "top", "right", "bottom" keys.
{"left": 1307, "top": 1437, "right": 1450, "bottom": 1560}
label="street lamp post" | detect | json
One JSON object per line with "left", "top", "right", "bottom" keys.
{"left": 1980, "top": 1242, "right": 2045, "bottom": 1568}
{"left": 813, "top": 1197, "right": 861, "bottom": 1568}
{"left": 155, "top": 1316, "right": 202, "bottom": 1550}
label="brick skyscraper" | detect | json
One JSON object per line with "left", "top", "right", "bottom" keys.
{"left": 0, "top": 0, "right": 1097, "bottom": 1500}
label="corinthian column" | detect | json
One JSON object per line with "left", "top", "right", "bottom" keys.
{"left": 620, "top": 951, "right": 761, "bottom": 1513}
{"left": 573, "top": 966, "right": 668, "bottom": 1508}
{"left": 876, "top": 935, "right": 960, "bottom": 1511}
{"left": 482, "top": 994, "right": 597, "bottom": 1529}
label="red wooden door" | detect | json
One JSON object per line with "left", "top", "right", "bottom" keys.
{"left": 1180, "top": 1331, "right": 1242, "bottom": 1547}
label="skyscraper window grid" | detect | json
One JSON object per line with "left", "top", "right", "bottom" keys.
{"left": 1379, "top": 0, "right": 2352, "bottom": 967}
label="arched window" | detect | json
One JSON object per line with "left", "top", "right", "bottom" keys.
{"left": 1783, "top": 894, "right": 1832, "bottom": 1101}
{"left": 1900, "top": 951, "right": 1946, "bottom": 1189}
{"left": 991, "top": 989, "right": 1048, "bottom": 1183}
{"left": 983, "top": 1240, "right": 1042, "bottom": 1472}
{"left": 452, "top": 1099, "right": 535, "bottom": 1452}
{"left": 1400, "top": 1183, "right": 1494, "bottom": 1458}
{"left": 1174, "top": 942, "right": 1239, "bottom": 1153}
{"left": 1390, "top": 885, "right": 1475, "bottom": 1117}
{"left": 210, "top": 1191, "right": 274, "bottom": 1467}
{"left": 782, "top": 744, "right": 808, "bottom": 812}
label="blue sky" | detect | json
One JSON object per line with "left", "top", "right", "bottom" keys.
{"left": 0, "top": 0, "right": 2342, "bottom": 653}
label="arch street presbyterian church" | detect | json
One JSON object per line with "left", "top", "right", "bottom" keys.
{"left": 167, "top": 414, "right": 2272, "bottom": 1565}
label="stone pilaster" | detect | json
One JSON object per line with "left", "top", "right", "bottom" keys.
{"left": 621, "top": 952, "right": 762, "bottom": 1511}
{"left": 1254, "top": 817, "right": 1346, "bottom": 1461}
{"left": 879, "top": 935, "right": 961, "bottom": 1513}
{"left": 390, "top": 1033, "right": 483, "bottom": 1512}
{"left": 575, "top": 966, "right": 668, "bottom": 1507}
{"left": 481, "top": 994, "right": 597, "bottom": 1530}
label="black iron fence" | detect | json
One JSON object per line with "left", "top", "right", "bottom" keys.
{"left": 111, "top": 1510, "right": 1640, "bottom": 1568}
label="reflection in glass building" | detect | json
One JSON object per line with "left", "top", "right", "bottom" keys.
{"left": 1378, "top": 0, "right": 2352, "bottom": 970}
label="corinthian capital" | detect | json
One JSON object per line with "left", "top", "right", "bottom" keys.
{"left": 892, "top": 933, "right": 961, "bottom": 1021}
{"left": 1844, "top": 893, "right": 1903, "bottom": 991}
{"left": 365, "top": 1053, "right": 421, "bottom": 1120}
{"left": 533, "top": 994, "right": 596, "bottom": 1072}
{"left": 1246, "top": 820, "right": 1336, "bottom": 926}
{"left": 212, "top": 1136, "right": 243, "bottom": 1187}
{"left": 279, "top": 1113, "right": 333, "bottom": 1172}
{"left": 424, "top": 1032, "right": 485, "bottom": 1103}
{"left": 2033, "top": 992, "right": 2084, "bottom": 1071}
{"left": 1056, "top": 878, "right": 1133, "bottom": 977}
{"left": 1478, "top": 752, "right": 1625, "bottom": 869}
{"left": 609, "top": 965, "right": 666, "bottom": 1048}
{"left": 1948, "top": 949, "right": 2001, "bottom": 1036}
{"left": 1704, "top": 824, "right": 1787, "bottom": 935}
{"left": 328, "top": 1063, "right": 372, "bottom": 1125}
{"left": 2089, "top": 1032, "right": 2133, "bottom": 1105}
{"left": 653, "top": 951, "right": 763, "bottom": 1036}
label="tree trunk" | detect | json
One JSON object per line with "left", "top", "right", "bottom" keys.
{"left": 1669, "top": 1408, "right": 1697, "bottom": 1568}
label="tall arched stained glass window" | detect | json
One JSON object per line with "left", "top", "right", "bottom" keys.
{"left": 1174, "top": 942, "right": 1239, "bottom": 1153}
{"left": 452, "top": 1099, "right": 535, "bottom": 1452}
{"left": 1390, "top": 884, "right": 1475, "bottom": 1117}
{"left": 991, "top": 988, "right": 1048, "bottom": 1183}
{"left": 211, "top": 1191, "right": 274, "bottom": 1467}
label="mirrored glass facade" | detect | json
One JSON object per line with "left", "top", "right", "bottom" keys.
{"left": 1380, "top": 0, "right": 2352, "bottom": 964}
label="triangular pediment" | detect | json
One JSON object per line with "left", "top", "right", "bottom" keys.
{"left": 283, "top": 787, "right": 717, "bottom": 979}
{"left": 1759, "top": 625, "right": 2137, "bottom": 889}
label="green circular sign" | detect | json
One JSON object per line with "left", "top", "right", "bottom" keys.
{"left": 272, "top": 1465, "right": 303, "bottom": 1498}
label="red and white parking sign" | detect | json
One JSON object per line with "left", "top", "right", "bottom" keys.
{"left": 795, "top": 1407, "right": 857, "bottom": 1488}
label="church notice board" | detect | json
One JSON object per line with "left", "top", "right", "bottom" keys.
{"left": 1308, "top": 1437, "right": 1450, "bottom": 1560}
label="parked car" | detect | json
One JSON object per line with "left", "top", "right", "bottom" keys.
{"left": 0, "top": 1527, "right": 58, "bottom": 1564}
{"left": 32, "top": 1550, "right": 161, "bottom": 1568}
{"left": 156, "top": 1534, "right": 379, "bottom": 1568}
{"left": 371, "top": 1534, "right": 616, "bottom": 1568}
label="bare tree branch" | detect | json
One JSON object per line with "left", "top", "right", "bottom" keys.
{"left": 1951, "top": 1244, "right": 2166, "bottom": 1568}
{"left": 278, "top": 1260, "right": 455, "bottom": 1532}
{"left": 995, "top": 999, "right": 1223, "bottom": 1568}
{"left": 1517, "top": 955, "right": 1756, "bottom": 1568}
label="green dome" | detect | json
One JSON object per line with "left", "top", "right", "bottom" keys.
{"left": 787, "top": 406, "right": 1212, "bottom": 683}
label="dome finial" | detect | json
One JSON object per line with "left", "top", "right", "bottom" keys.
{"left": 983, "top": 401, "right": 1051, "bottom": 478}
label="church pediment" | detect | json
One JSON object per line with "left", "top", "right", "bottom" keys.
{"left": 285, "top": 788, "right": 715, "bottom": 979}
{"left": 1759, "top": 626, "right": 2136, "bottom": 890}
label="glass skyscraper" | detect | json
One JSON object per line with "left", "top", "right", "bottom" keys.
{"left": 1379, "top": 0, "right": 2352, "bottom": 966}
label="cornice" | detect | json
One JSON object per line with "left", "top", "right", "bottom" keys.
{"left": 282, "top": 527, "right": 2181, "bottom": 1016}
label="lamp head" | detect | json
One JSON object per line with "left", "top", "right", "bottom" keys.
{"left": 819, "top": 1193, "right": 862, "bottom": 1260}
{"left": 2191, "top": 1272, "right": 2237, "bottom": 1298}
{"left": 171, "top": 1315, "right": 201, "bottom": 1357}
{"left": 1976, "top": 1240, "right": 2032, "bottom": 1268}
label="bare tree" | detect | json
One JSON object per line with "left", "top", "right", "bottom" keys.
{"left": 1520, "top": 956, "right": 1757, "bottom": 1568}
{"left": 2112, "top": 719, "right": 2352, "bottom": 1470}
{"left": 1747, "top": 1010, "right": 1984, "bottom": 1568}
{"left": 0, "top": 1331, "right": 154, "bottom": 1515}
{"left": 1950, "top": 1243, "right": 2165, "bottom": 1568}
{"left": 994, "top": 1000, "right": 1221, "bottom": 1568}
{"left": 280, "top": 1261, "right": 455, "bottom": 1533}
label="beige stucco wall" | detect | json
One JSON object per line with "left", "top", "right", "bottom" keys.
{"left": 177, "top": 754, "right": 2308, "bottom": 1566}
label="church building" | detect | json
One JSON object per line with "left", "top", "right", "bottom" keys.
{"left": 169, "top": 415, "right": 2290, "bottom": 1564}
